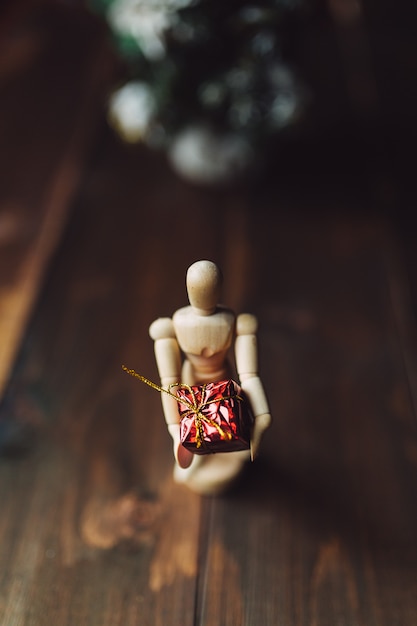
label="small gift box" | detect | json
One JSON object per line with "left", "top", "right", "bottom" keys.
{"left": 177, "top": 379, "right": 253, "bottom": 454}
{"left": 122, "top": 367, "right": 253, "bottom": 455}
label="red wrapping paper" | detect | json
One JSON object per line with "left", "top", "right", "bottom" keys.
{"left": 177, "top": 379, "right": 253, "bottom": 454}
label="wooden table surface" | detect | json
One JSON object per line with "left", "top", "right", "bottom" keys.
{"left": 1, "top": 2, "right": 417, "bottom": 625}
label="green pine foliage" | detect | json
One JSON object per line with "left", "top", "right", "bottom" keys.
{"left": 90, "top": 0, "right": 306, "bottom": 147}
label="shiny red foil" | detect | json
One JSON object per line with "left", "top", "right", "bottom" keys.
{"left": 177, "top": 379, "right": 253, "bottom": 454}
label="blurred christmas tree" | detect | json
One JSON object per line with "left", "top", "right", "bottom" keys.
{"left": 89, "top": 0, "right": 307, "bottom": 182}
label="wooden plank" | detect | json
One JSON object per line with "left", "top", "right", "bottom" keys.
{"left": 0, "top": 130, "right": 219, "bottom": 624}
{"left": 196, "top": 211, "right": 417, "bottom": 625}
{"left": 0, "top": 4, "right": 116, "bottom": 400}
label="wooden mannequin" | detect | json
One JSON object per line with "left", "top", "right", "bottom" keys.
{"left": 149, "top": 260, "right": 271, "bottom": 494}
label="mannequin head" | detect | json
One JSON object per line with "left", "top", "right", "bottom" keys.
{"left": 186, "top": 260, "right": 222, "bottom": 315}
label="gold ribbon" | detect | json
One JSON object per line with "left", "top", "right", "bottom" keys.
{"left": 122, "top": 365, "right": 242, "bottom": 449}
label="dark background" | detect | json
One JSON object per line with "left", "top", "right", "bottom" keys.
{"left": 0, "top": 1, "right": 417, "bottom": 624}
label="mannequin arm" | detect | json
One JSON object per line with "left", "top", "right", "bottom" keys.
{"left": 149, "top": 317, "right": 193, "bottom": 469}
{"left": 149, "top": 317, "right": 182, "bottom": 425}
{"left": 235, "top": 313, "right": 272, "bottom": 459}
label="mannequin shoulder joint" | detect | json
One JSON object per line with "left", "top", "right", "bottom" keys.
{"left": 149, "top": 317, "right": 176, "bottom": 340}
{"left": 236, "top": 313, "right": 258, "bottom": 336}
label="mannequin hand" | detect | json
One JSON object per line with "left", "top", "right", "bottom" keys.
{"left": 250, "top": 412, "right": 272, "bottom": 460}
{"left": 167, "top": 423, "right": 193, "bottom": 469}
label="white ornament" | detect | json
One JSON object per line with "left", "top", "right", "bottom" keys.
{"left": 168, "top": 125, "right": 254, "bottom": 184}
{"left": 108, "top": 80, "right": 156, "bottom": 143}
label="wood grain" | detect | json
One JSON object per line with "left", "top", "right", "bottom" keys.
{"left": 196, "top": 213, "right": 417, "bottom": 625}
